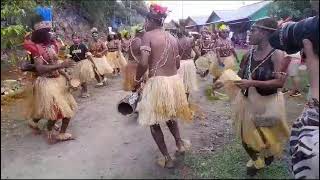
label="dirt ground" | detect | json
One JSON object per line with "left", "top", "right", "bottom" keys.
{"left": 1, "top": 74, "right": 306, "bottom": 179}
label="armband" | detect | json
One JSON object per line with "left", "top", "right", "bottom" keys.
{"left": 272, "top": 71, "right": 287, "bottom": 76}
{"left": 140, "top": 46, "right": 151, "bottom": 52}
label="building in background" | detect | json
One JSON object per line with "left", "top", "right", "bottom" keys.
{"left": 183, "top": 1, "right": 272, "bottom": 47}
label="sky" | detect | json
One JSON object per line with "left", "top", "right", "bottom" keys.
{"left": 145, "top": 1, "right": 261, "bottom": 22}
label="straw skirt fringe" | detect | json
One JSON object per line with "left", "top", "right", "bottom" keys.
{"left": 216, "top": 70, "right": 289, "bottom": 158}
{"left": 195, "top": 52, "right": 217, "bottom": 72}
{"left": 25, "top": 76, "right": 77, "bottom": 120}
{"left": 137, "top": 75, "right": 193, "bottom": 126}
{"left": 106, "top": 51, "right": 127, "bottom": 69}
{"left": 122, "top": 63, "right": 138, "bottom": 91}
{"left": 118, "top": 51, "right": 128, "bottom": 68}
{"left": 209, "top": 55, "right": 236, "bottom": 79}
{"left": 72, "top": 59, "right": 95, "bottom": 83}
{"left": 177, "top": 60, "right": 198, "bottom": 93}
{"left": 216, "top": 69, "right": 242, "bottom": 100}
{"left": 231, "top": 88, "right": 289, "bottom": 158}
{"left": 92, "top": 56, "right": 113, "bottom": 75}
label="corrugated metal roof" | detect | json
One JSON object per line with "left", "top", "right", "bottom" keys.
{"left": 223, "top": 1, "right": 272, "bottom": 22}
{"left": 214, "top": 10, "right": 235, "bottom": 21}
{"left": 205, "top": 1, "right": 272, "bottom": 24}
{"left": 190, "top": 16, "right": 209, "bottom": 25}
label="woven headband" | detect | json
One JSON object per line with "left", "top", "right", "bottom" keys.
{"left": 34, "top": 21, "right": 52, "bottom": 30}
{"left": 252, "top": 25, "right": 277, "bottom": 31}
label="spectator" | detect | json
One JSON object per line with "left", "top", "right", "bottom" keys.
{"left": 289, "top": 0, "right": 319, "bottom": 179}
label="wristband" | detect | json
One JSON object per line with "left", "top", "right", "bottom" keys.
{"left": 272, "top": 71, "right": 287, "bottom": 76}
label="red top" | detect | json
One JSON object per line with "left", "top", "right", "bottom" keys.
{"left": 23, "top": 38, "right": 60, "bottom": 77}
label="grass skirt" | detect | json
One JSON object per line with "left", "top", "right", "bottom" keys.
{"left": 122, "top": 63, "right": 149, "bottom": 91}
{"left": 177, "top": 60, "right": 198, "bottom": 93}
{"left": 137, "top": 75, "right": 193, "bottom": 126}
{"left": 217, "top": 70, "right": 289, "bottom": 158}
{"left": 232, "top": 88, "right": 290, "bottom": 158}
{"left": 92, "top": 56, "right": 113, "bottom": 75}
{"left": 72, "top": 59, "right": 95, "bottom": 83}
{"left": 106, "top": 51, "right": 127, "bottom": 69}
{"left": 25, "top": 76, "right": 77, "bottom": 120}
{"left": 216, "top": 69, "right": 242, "bottom": 99}
{"left": 195, "top": 52, "right": 217, "bottom": 72}
{"left": 209, "top": 55, "right": 236, "bottom": 79}
{"left": 122, "top": 63, "right": 138, "bottom": 91}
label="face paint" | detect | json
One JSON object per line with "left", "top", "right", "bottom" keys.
{"left": 92, "top": 32, "right": 98, "bottom": 39}
{"left": 72, "top": 36, "right": 81, "bottom": 44}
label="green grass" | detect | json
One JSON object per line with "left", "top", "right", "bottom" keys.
{"left": 172, "top": 140, "right": 292, "bottom": 179}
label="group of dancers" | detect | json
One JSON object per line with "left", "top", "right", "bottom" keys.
{"left": 21, "top": 3, "right": 318, "bottom": 178}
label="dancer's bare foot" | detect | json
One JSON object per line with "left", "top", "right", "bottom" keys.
{"left": 164, "top": 158, "right": 175, "bottom": 169}
{"left": 95, "top": 82, "right": 104, "bottom": 88}
{"left": 56, "top": 133, "right": 75, "bottom": 141}
{"left": 157, "top": 156, "right": 175, "bottom": 169}
{"left": 81, "top": 92, "right": 90, "bottom": 98}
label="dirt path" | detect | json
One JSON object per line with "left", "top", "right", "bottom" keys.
{"left": 1, "top": 75, "right": 305, "bottom": 179}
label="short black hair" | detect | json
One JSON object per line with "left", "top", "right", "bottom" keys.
{"left": 116, "top": 32, "right": 122, "bottom": 40}
{"left": 31, "top": 28, "right": 51, "bottom": 44}
{"left": 147, "top": 16, "right": 164, "bottom": 26}
{"left": 72, "top": 32, "right": 80, "bottom": 38}
{"left": 107, "top": 34, "right": 114, "bottom": 42}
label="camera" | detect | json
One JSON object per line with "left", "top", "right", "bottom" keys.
{"left": 269, "top": 16, "right": 319, "bottom": 55}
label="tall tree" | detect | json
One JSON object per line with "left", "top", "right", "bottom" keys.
{"left": 268, "top": 0, "right": 313, "bottom": 21}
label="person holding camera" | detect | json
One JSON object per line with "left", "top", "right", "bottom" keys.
{"left": 279, "top": 0, "right": 319, "bottom": 178}
{"left": 289, "top": 39, "right": 319, "bottom": 180}
{"left": 277, "top": 20, "right": 303, "bottom": 97}
{"left": 268, "top": 0, "right": 319, "bottom": 178}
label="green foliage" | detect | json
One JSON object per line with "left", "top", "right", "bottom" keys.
{"left": 1, "top": 0, "right": 37, "bottom": 50}
{"left": 268, "top": 0, "right": 312, "bottom": 20}
{"left": 1, "top": 25, "right": 26, "bottom": 49}
{"left": 60, "top": 0, "right": 146, "bottom": 29}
